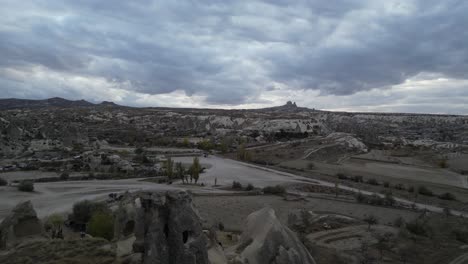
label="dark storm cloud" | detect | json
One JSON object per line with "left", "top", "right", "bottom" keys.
{"left": 0, "top": 0, "right": 467, "bottom": 107}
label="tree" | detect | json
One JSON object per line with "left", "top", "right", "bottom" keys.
{"left": 237, "top": 144, "right": 251, "bottom": 161}
{"left": 87, "top": 211, "right": 114, "bottom": 241}
{"left": 165, "top": 157, "right": 174, "bottom": 181}
{"left": 191, "top": 157, "right": 200, "bottom": 184}
{"left": 175, "top": 162, "right": 185, "bottom": 184}
{"left": 364, "top": 215, "right": 378, "bottom": 231}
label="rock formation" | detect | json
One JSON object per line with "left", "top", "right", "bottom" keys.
{"left": 235, "top": 207, "right": 316, "bottom": 264}
{"left": 131, "top": 190, "right": 209, "bottom": 264}
{"left": 0, "top": 201, "right": 44, "bottom": 249}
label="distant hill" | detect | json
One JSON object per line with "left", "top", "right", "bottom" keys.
{"left": 0, "top": 97, "right": 119, "bottom": 110}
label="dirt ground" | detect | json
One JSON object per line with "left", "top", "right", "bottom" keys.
{"left": 193, "top": 195, "right": 418, "bottom": 232}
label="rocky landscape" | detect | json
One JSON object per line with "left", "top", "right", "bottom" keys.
{"left": 1, "top": 98, "right": 468, "bottom": 263}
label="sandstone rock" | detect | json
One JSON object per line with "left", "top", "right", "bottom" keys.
{"left": 132, "top": 190, "right": 209, "bottom": 264}
{"left": 236, "top": 207, "right": 316, "bottom": 264}
{"left": 207, "top": 227, "right": 228, "bottom": 264}
{"left": 0, "top": 201, "right": 44, "bottom": 249}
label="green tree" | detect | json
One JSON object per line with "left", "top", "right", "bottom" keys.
{"left": 87, "top": 211, "right": 114, "bottom": 241}
{"left": 191, "top": 157, "right": 200, "bottom": 184}
{"left": 175, "top": 162, "right": 185, "bottom": 184}
{"left": 237, "top": 144, "right": 251, "bottom": 161}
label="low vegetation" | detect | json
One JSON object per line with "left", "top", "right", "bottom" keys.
{"left": 232, "top": 181, "right": 243, "bottom": 189}
{"left": 72, "top": 200, "right": 108, "bottom": 224}
{"left": 17, "top": 180, "right": 34, "bottom": 192}
{"left": 87, "top": 211, "right": 114, "bottom": 241}
{"left": 0, "top": 177, "right": 7, "bottom": 186}
{"left": 262, "top": 185, "right": 286, "bottom": 195}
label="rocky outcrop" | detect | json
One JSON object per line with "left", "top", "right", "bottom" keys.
{"left": 131, "top": 190, "right": 209, "bottom": 264}
{"left": 235, "top": 207, "right": 315, "bottom": 264}
{"left": 0, "top": 201, "right": 44, "bottom": 249}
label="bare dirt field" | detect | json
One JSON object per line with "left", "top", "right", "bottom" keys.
{"left": 194, "top": 195, "right": 418, "bottom": 232}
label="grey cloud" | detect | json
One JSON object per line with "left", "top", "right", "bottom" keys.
{"left": 0, "top": 0, "right": 467, "bottom": 109}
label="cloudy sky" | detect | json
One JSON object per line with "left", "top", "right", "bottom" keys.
{"left": 1, "top": 0, "right": 467, "bottom": 114}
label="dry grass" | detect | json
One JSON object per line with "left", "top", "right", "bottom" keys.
{"left": 0, "top": 238, "right": 115, "bottom": 264}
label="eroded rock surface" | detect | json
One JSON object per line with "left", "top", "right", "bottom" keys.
{"left": 132, "top": 190, "right": 209, "bottom": 264}
{"left": 236, "top": 207, "right": 316, "bottom": 264}
{"left": 0, "top": 201, "right": 44, "bottom": 249}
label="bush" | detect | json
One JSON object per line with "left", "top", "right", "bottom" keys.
{"left": 355, "top": 192, "right": 367, "bottom": 203}
{"left": 408, "top": 186, "right": 415, "bottom": 193}
{"left": 406, "top": 219, "right": 431, "bottom": 237}
{"left": 245, "top": 183, "right": 254, "bottom": 191}
{"left": 418, "top": 186, "right": 433, "bottom": 196}
{"left": 18, "top": 181, "right": 34, "bottom": 192}
{"left": 454, "top": 230, "right": 468, "bottom": 243}
{"left": 393, "top": 216, "right": 405, "bottom": 227}
{"left": 0, "top": 177, "right": 7, "bottom": 186}
{"left": 383, "top": 192, "right": 396, "bottom": 206}
{"left": 307, "top": 163, "right": 315, "bottom": 170}
{"left": 44, "top": 213, "right": 64, "bottom": 231}
{"left": 262, "top": 185, "right": 286, "bottom": 195}
{"left": 232, "top": 181, "right": 243, "bottom": 190}
{"left": 353, "top": 175, "right": 363, "bottom": 183}
{"left": 438, "top": 192, "right": 456, "bottom": 201}
{"left": 438, "top": 159, "right": 448, "bottom": 168}
{"left": 336, "top": 173, "right": 347, "bottom": 180}
{"left": 72, "top": 200, "right": 108, "bottom": 224}
{"left": 87, "top": 211, "right": 114, "bottom": 241}
{"left": 366, "top": 178, "right": 379, "bottom": 186}
{"left": 60, "top": 172, "right": 70, "bottom": 180}
{"left": 394, "top": 183, "right": 405, "bottom": 190}
{"left": 383, "top": 182, "right": 390, "bottom": 188}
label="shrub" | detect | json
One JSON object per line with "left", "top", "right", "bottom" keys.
{"left": 418, "top": 186, "right": 433, "bottom": 196}
{"left": 438, "top": 159, "right": 448, "bottom": 168}
{"left": 406, "top": 219, "right": 431, "bottom": 237}
{"left": 454, "top": 230, "right": 468, "bottom": 243}
{"left": 44, "top": 213, "right": 64, "bottom": 231}
{"left": 87, "top": 211, "right": 114, "bottom": 241}
{"left": 394, "top": 183, "right": 405, "bottom": 190}
{"left": 245, "top": 183, "right": 254, "bottom": 191}
{"left": 369, "top": 194, "right": 384, "bottom": 206}
{"left": 355, "top": 192, "right": 367, "bottom": 203}
{"left": 438, "top": 192, "right": 456, "bottom": 201}
{"left": 307, "top": 163, "right": 315, "bottom": 170}
{"left": 408, "top": 186, "right": 415, "bottom": 193}
{"left": 383, "top": 192, "right": 396, "bottom": 206}
{"left": 336, "top": 173, "right": 347, "bottom": 180}
{"left": 383, "top": 182, "right": 390, "bottom": 188}
{"left": 393, "top": 216, "right": 405, "bottom": 227}
{"left": 0, "top": 177, "right": 7, "bottom": 186}
{"left": 262, "top": 185, "right": 286, "bottom": 195}
{"left": 72, "top": 200, "right": 107, "bottom": 224}
{"left": 218, "top": 222, "right": 225, "bottom": 231}
{"left": 366, "top": 178, "right": 379, "bottom": 186}
{"left": 232, "top": 181, "right": 243, "bottom": 190}
{"left": 60, "top": 172, "right": 70, "bottom": 180}
{"left": 353, "top": 175, "right": 363, "bottom": 183}
{"left": 18, "top": 181, "right": 34, "bottom": 192}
